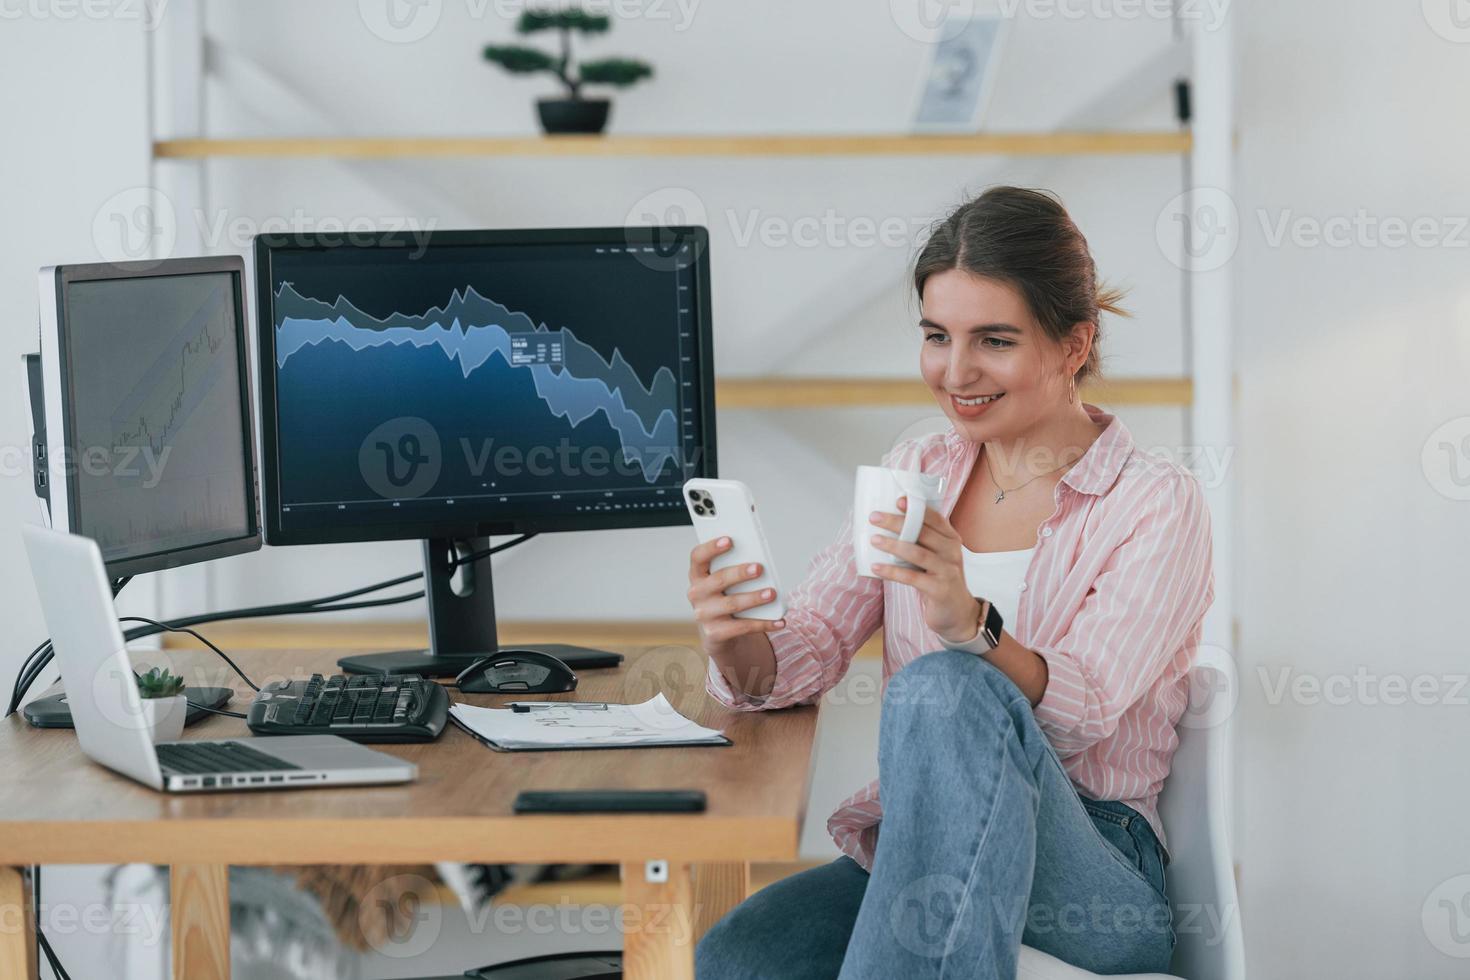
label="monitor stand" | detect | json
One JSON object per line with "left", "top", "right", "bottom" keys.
{"left": 336, "top": 536, "right": 624, "bottom": 678}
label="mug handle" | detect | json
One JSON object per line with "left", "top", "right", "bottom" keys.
{"left": 898, "top": 494, "right": 926, "bottom": 543}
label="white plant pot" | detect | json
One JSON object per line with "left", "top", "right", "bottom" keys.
{"left": 139, "top": 695, "right": 188, "bottom": 743}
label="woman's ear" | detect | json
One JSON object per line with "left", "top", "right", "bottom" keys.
{"left": 1063, "top": 321, "right": 1096, "bottom": 376}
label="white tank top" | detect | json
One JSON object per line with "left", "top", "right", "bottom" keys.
{"left": 960, "top": 545, "right": 1036, "bottom": 625}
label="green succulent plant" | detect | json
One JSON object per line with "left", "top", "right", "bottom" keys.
{"left": 136, "top": 667, "right": 186, "bottom": 700}
{"left": 483, "top": 8, "right": 653, "bottom": 101}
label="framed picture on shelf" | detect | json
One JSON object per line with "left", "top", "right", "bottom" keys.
{"left": 911, "top": 13, "right": 1008, "bottom": 132}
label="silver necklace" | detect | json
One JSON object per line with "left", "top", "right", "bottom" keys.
{"left": 983, "top": 450, "right": 1074, "bottom": 504}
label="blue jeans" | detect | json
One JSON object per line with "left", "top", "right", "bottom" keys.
{"left": 697, "top": 649, "right": 1175, "bottom": 979}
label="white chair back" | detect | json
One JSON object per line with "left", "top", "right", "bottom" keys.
{"left": 1157, "top": 646, "right": 1247, "bottom": 980}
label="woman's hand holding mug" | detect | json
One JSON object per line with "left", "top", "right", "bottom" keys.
{"left": 867, "top": 497, "right": 983, "bottom": 646}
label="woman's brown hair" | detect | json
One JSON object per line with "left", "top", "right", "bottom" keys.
{"left": 913, "top": 186, "right": 1127, "bottom": 385}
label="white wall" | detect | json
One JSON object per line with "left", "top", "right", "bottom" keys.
{"left": 1234, "top": 1, "right": 1470, "bottom": 976}
{"left": 0, "top": 8, "right": 155, "bottom": 701}
{"left": 0, "top": 12, "right": 160, "bottom": 980}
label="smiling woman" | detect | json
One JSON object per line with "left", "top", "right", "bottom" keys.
{"left": 691, "top": 186, "right": 1215, "bottom": 979}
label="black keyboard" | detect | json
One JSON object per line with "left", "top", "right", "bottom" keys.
{"left": 157, "top": 740, "right": 299, "bottom": 775}
{"left": 246, "top": 673, "right": 449, "bottom": 743}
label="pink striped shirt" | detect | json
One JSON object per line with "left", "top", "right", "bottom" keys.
{"left": 705, "top": 406, "right": 1214, "bottom": 872}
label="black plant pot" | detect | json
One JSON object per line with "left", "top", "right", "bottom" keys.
{"left": 537, "top": 97, "right": 611, "bottom": 135}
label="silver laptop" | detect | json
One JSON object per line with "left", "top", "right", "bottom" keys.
{"left": 22, "top": 524, "right": 416, "bottom": 793}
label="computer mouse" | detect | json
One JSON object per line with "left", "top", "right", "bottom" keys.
{"left": 455, "top": 650, "right": 578, "bottom": 694}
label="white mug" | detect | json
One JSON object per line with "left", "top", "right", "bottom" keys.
{"left": 853, "top": 465, "right": 946, "bottom": 578}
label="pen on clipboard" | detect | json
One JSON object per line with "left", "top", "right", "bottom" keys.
{"left": 509, "top": 701, "right": 611, "bottom": 713}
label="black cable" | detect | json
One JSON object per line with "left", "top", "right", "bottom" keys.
{"left": 12, "top": 571, "right": 423, "bottom": 708}
{"left": 10, "top": 644, "right": 54, "bottom": 717}
{"left": 9, "top": 591, "right": 419, "bottom": 715}
{"left": 169, "top": 591, "right": 434, "bottom": 717}
{"left": 9, "top": 534, "right": 536, "bottom": 714}
{"left": 277, "top": 567, "right": 423, "bottom": 605}
{"left": 33, "top": 866, "right": 72, "bottom": 980}
{"left": 450, "top": 533, "right": 536, "bottom": 571}
{"left": 118, "top": 617, "right": 261, "bottom": 691}
{"left": 37, "top": 932, "right": 68, "bottom": 979}
{"left": 118, "top": 591, "right": 425, "bottom": 692}
{"left": 10, "top": 565, "right": 128, "bottom": 706}
{"left": 13, "top": 639, "right": 52, "bottom": 710}
{"left": 113, "top": 591, "right": 427, "bottom": 689}
{"left": 185, "top": 701, "right": 248, "bottom": 719}
{"left": 9, "top": 590, "right": 413, "bottom": 717}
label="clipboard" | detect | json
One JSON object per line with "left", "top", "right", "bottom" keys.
{"left": 447, "top": 694, "right": 733, "bottom": 752}
{"left": 448, "top": 712, "right": 732, "bottom": 752}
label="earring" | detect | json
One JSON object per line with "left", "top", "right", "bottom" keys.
{"left": 1067, "top": 376, "right": 1077, "bottom": 405}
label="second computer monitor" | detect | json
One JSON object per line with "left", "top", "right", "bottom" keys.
{"left": 254, "top": 227, "right": 716, "bottom": 545}
{"left": 36, "top": 257, "right": 261, "bottom": 576}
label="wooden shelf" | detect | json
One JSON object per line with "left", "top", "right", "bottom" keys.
{"left": 715, "top": 376, "right": 1192, "bottom": 409}
{"left": 153, "top": 131, "right": 1190, "bottom": 160}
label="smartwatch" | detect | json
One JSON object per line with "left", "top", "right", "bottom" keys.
{"left": 946, "top": 598, "right": 1004, "bottom": 654}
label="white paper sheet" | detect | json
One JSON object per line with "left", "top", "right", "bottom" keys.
{"left": 449, "top": 693, "right": 729, "bottom": 750}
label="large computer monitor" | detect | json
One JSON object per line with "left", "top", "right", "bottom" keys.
{"left": 254, "top": 227, "right": 716, "bottom": 675}
{"left": 31, "top": 257, "right": 261, "bottom": 575}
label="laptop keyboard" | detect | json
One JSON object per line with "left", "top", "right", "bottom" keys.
{"left": 156, "top": 740, "right": 300, "bottom": 775}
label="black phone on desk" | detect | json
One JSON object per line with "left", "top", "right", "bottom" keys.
{"left": 514, "top": 790, "right": 708, "bottom": 813}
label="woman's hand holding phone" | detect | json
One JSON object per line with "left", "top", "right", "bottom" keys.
{"left": 687, "top": 536, "right": 787, "bottom": 647}
{"left": 687, "top": 537, "right": 785, "bottom": 697}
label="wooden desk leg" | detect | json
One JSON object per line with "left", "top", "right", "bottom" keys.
{"left": 620, "top": 861, "right": 748, "bottom": 980}
{"left": 170, "top": 864, "right": 229, "bottom": 980}
{"left": 0, "top": 866, "right": 37, "bottom": 980}
{"left": 621, "top": 861, "right": 695, "bottom": 980}
{"left": 692, "top": 862, "right": 749, "bottom": 943}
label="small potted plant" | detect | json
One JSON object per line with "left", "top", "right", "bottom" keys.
{"left": 136, "top": 667, "right": 188, "bottom": 743}
{"left": 483, "top": 8, "right": 653, "bottom": 134}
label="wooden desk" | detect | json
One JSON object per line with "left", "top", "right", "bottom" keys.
{"left": 0, "top": 645, "right": 819, "bottom": 979}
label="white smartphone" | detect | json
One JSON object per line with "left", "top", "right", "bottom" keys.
{"left": 683, "top": 478, "right": 787, "bottom": 621}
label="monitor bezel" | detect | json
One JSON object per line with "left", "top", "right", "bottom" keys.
{"left": 253, "top": 226, "right": 718, "bottom": 546}
{"left": 40, "top": 256, "right": 263, "bottom": 577}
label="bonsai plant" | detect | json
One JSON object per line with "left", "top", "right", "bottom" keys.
{"left": 482, "top": 8, "right": 654, "bottom": 134}
{"left": 136, "top": 667, "right": 188, "bottom": 742}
